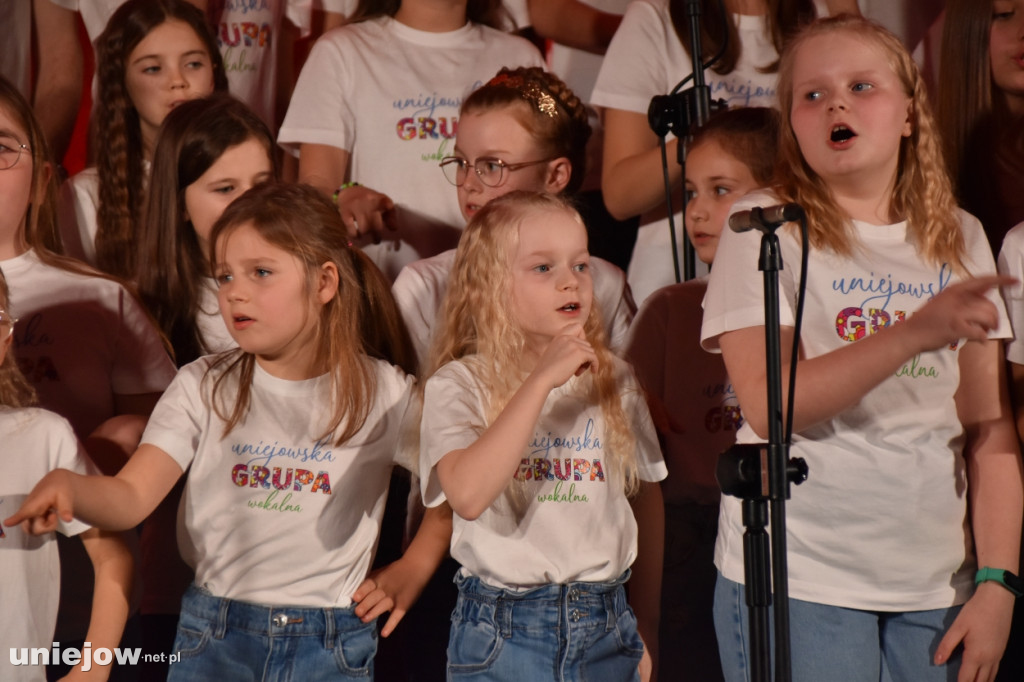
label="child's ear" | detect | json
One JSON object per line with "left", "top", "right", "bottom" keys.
{"left": 317, "top": 262, "right": 340, "bottom": 304}
{"left": 902, "top": 100, "right": 913, "bottom": 138}
{"left": 545, "top": 157, "right": 572, "bottom": 194}
{"left": 33, "top": 162, "right": 54, "bottom": 204}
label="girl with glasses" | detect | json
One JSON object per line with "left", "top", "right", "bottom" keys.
{"left": 393, "top": 66, "right": 636, "bottom": 368}
{"left": 280, "top": 0, "right": 544, "bottom": 282}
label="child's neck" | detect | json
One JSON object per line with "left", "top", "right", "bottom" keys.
{"left": 829, "top": 175, "right": 899, "bottom": 226}
{"left": 0, "top": 220, "right": 29, "bottom": 261}
{"left": 254, "top": 354, "right": 325, "bottom": 382}
{"left": 394, "top": 0, "right": 468, "bottom": 32}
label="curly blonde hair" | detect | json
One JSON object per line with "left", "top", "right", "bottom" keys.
{"left": 0, "top": 272, "right": 38, "bottom": 408}
{"left": 775, "top": 15, "right": 966, "bottom": 272}
{"left": 427, "top": 191, "right": 639, "bottom": 496}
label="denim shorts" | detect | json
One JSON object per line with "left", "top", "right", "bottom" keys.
{"left": 713, "top": 573, "right": 962, "bottom": 682}
{"left": 167, "top": 584, "right": 377, "bottom": 681}
{"left": 447, "top": 571, "right": 644, "bottom": 682}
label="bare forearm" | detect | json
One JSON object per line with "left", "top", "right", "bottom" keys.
{"left": 527, "top": 0, "right": 622, "bottom": 54}
{"left": 628, "top": 482, "right": 663, "bottom": 653}
{"left": 403, "top": 502, "right": 452, "bottom": 574}
{"left": 602, "top": 109, "right": 681, "bottom": 220}
{"left": 438, "top": 375, "right": 551, "bottom": 519}
{"left": 80, "top": 530, "right": 133, "bottom": 680}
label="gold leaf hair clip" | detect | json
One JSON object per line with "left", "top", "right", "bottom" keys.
{"left": 487, "top": 73, "right": 560, "bottom": 118}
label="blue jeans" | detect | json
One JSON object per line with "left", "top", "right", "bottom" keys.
{"left": 167, "top": 584, "right": 377, "bottom": 681}
{"left": 714, "top": 574, "right": 962, "bottom": 682}
{"left": 447, "top": 571, "right": 644, "bottom": 681}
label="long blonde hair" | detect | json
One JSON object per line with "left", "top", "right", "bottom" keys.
{"left": 427, "top": 191, "right": 639, "bottom": 495}
{"left": 0, "top": 272, "right": 38, "bottom": 408}
{"left": 775, "top": 15, "right": 965, "bottom": 271}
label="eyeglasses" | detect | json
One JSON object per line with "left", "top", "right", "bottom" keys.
{"left": 439, "top": 155, "right": 555, "bottom": 188}
{"left": 0, "top": 135, "right": 30, "bottom": 171}
{"left": 0, "top": 309, "right": 17, "bottom": 339}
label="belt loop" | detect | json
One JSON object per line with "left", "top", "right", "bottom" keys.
{"left": 214, "top": 596, "right": 230, "bottom": 640}
{"left": 604, "top": 591, "right": 616, "bottom": 632}
{"left": 323, "top": 608, "right": 336, "bottom": 650}
{"left": 498, "top": 597, "right": 513, "bottom": 639}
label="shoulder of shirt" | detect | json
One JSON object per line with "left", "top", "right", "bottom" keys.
{"left": 0, "top": 405, "right": 76, "bottom": 438}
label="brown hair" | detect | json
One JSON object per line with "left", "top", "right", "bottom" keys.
{"left": 0, "top": 271, "right": 38, "bottom": 408}
{"left": 137, "top": 95, "right": 277, "bottom": 367}
{"left": 670, "top": 0, "right": 816, "bottom": 75}
{"left": 93, "top": 0, "right": 228, "bottom": 279}
{"left": 427, "top": 191, "right": 639, "bottom": 496}
{"left": 351, "top": 0, "right": 510, "bottom": 30}
{"left": 461, "top": 66, "right": 592, "bottom": 195}
{"left": 690, "top": 106, "right": 780, "bottom": 186}
{"left": 206, "top": 183, "right": 416, "bottom": 444}
{"left": 775, "top": 15, "right": 964, "bottom": 270}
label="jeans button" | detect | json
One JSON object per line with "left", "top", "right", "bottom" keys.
{"left": 570, "top": 609, "right": 581, "bottom": 622}
{"left": 273, "top": 614, "right": 288, "bottom": 627}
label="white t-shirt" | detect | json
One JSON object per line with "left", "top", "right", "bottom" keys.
{"left": 701, "top": 190, "right": 1009, "bottom": 611}
{"left": 625, "top": 278, "right": 737, "bottom": 506}
{"left": 49, "top": 0, "right": 125, "bottom": 41}
{"left": 279, "top": 16, "right": 543, "bottom": 281}
{"left": 59, "top": 167, "right": 100, "bottom": 265}
{"left": 547, "top": 0, "right": 631, "bottom": 103}
{"left": 997, "top": 222, "right": 1024, "bottom": 364}
{"left": 142, "top": 355, "right": 415, "bottom": 607}
{"left": 420, "top": 356, "right": 667, "bottom": 589}
{"left": 392, "top": 249, "right": 635, "bottom": 367}
{"left": 196, "top": 278, "right": 236, "bottom": 355}
{"left": 591, "top": 0, "right": 779, "bottom": 305}
{"left": 0, "top": 408, "right": 94, "bottom": 682}
{"left": 0, "top": 250, "right": 176, "bottom": 438}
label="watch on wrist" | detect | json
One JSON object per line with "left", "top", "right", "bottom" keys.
{"left": 975, "top": 567, "right": 1024, "bottom": 598}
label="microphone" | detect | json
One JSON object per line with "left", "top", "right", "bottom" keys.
{"left": 729, "top": 203, "right": 804, "bottom": 233}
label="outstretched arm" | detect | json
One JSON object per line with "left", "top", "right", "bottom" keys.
{"left": 352, "top": 502, "right": 453, "bottom": 637}
{"left": 61, "top": 529, "right": 134, "bottom": 681}
{"left": 4, "top": 444, "right": 184, "bottom": 533}
{"left": 719, "top": 276, "right": 1011, "bottom": 438}
{"left": 935, "top": 339, "right": 1023, "bottom": 682}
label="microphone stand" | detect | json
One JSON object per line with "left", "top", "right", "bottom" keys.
{"left": 718, "top": 214, "right": 808, "bottom": 682}
{"left": 647, "top": 0, "right": 726, "bottom": 282}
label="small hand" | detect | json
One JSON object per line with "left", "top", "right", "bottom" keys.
{"left": 335, "top": 184, "right": 397, "bottom": 245}
{"left": 3, "top": 469, "right": 75, "bottom": 535}
{"left": 904, "top": 275, "right": 1015, "bottom": 353}
{"left": 531, "top": 325, "right": 599, "bottom": 391}
{"left": 934, "top": 582, "right": 1014, "bottom": 682}
{"left": 351, "top": 556, "right": 431, "bottom": 637}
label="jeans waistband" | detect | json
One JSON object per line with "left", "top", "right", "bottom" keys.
{"left": 180, "top": 583, "right": 363, "bottom": 639}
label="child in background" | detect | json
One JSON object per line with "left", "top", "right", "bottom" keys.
{"left": 0, "top": 269, "right": 133, "bottom": 682}
{"left": 392, "top": 66, "right": 634, "bottom": 367}
{"left": 938, "top": 0, "right": 1024, "bottom": 253}
{"left": 60, "top": 0, "right": 226, "bottom": 277}
{"left": 137, "top": 94, "right": 276, "bottom": 367}
{"left": 420, "top": 191, "right": 666, "bottom": 681}
{"left": 280, "top": 0, "right": 544, "bottom": 281}
{"left": 702, "top": 16, "right": 1022, "bottom": 681}
{"left": 7, "top": 183, "right": 448, "bottom": 681}
{"left": 626, "top": 106, "right": 779, "bottom": 682}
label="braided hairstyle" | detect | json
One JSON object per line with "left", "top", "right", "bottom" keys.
{"left": 462, "top": 66, "right": 592, "bottom": 195}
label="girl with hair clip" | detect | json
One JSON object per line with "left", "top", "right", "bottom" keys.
{"left": 393, "top": 65, "right": 635, "bottom": 368}
{"left": 702, "top": 16, "right": 1023, "bottom": 682}
{"left": 8, "top": 182, "right": 447, "bottom": 682}
{"left": 591, "top": 0, "right": 855, "bottom": 305}
{"left": 0, "top": 269, "right": 133, "bottom": 682}
{"left": 60, "top": 0, "right": 227, "bottom": 278}
{"left": 420, "top": 191, "right": 667, "bottom": 681}
{"left": 137, "top": 94, "right": 276, "bottom": 367}
{"left": 938, "top": 0, "right": 1024, "bottom": 255}
{"left": 279, "top": 0, "right": 544, "bottom": 282}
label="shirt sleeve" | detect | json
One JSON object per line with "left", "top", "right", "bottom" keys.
{"left": 998, "top": 223, "right": 1024, "bottom": 363}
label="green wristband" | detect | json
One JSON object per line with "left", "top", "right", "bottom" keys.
{"left": 975, "top": 567, "right": 1024, "bottom": 598}
{"left": 332, "top": 181, "right": 361, "bottom": 204}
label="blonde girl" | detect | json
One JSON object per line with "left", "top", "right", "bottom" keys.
{"left": 702, "top": 16, "right": 1023, "bottom": 682}
{"left": 61, "top": 0, "right": 227, "bottom": 277}
{"left": 0, "top": 269, "right": 133, "bottom": 682}
{"left": 393, "top": 65, "right": 635, "bottom": 366}
{"left": 9, "top": 183, "right": 446, "bottom": 681}
{"left": 420, "top": 191, "right": 666, "bottom": 681}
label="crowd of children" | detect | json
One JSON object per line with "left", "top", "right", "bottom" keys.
{"left": 1, "top": 1, "right": 1023, "bottom": 682}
